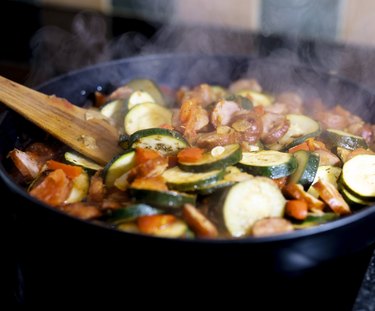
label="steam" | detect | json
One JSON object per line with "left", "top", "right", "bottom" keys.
{"left": 26, "top": 1, "right": 375, "bottom": 99}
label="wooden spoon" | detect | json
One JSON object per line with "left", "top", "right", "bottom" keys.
{"left": 0, "top": 75, "right": 122, "bottom": 165}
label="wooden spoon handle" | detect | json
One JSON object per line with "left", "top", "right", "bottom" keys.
{"left": 0, "top": 75, "right": 122, "bottom": 165}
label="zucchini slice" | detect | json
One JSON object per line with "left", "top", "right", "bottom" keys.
{"left": 129, "top": 188, "right": 196, "bottom": 208}
{"left": 322, "top": 128, "right": 368, "bottom": 150}
{"left": 126, "top": 79, "right": 166, "bottom": 106}
{"left": 124, "top": 102, "right": 172, "bottom": 135}
{"left": 288, "top": 150, "right": 319, "bottom": 190}
{"left": 293, "top": 213, "right": 339, "bottom": 229}
{"left": 223, "top": 177, "right": 286, "bottom": 237}
{"left": 127, "top": 90, "right": 156, "bottom": 110}
{"left": 178, "top": 144, "right": 242, "bottom": 173}
{"left": 342, "top": 154, "right": 375, "bottom": 198}
{"left": 127, "top": 128, "right": 189, "bottom": 156}
{"left": 340, "top": 186, "right": 374, "bottom": 207}
{"left": 225, "top": 94, "right": 253, "bottom": 110}
{"left": 107, "top": 204, "right": 162, "bottom": 224}
{"left": 238, "top": 150, "right": 297, "bottom": 179}
{"left": 236, "top": 90, "right": 274, "bottom": 107}
{"left": 268, "top": 114, "right": 321, "bottom": 150}
{"left": 196, "top": 180, "right": 235, "bottom": 195}
{"left": 162, "top": 166, "right": 225, "bottom": 192}
{"left": 308, "top": 165, "right": 342, "bottom": 198}
{"left": 64, "top": 170, "right": 90, "bottom": 204}
{"left": 100, "top": 99, "right": 127, "bottom": 130}
{"left": 64, "top": 151, "right": 103, "bottom": 171}
{"left": 103, "top": 149, "right": 136, "bottom": 188}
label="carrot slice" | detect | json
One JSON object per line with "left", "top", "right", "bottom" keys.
{"left": 135, "top": 147, "right": 161, "bottom": 165}
{"left": 288, "top": 142, "right": 309, "bottom": 153}
{"left": 130, "top": 176, "right": 168, "bottom": 191}
{"left": 46, "top": 160, "right": 83, "bottom": 179}
{"left": 137, "top": 214, "right": 176, "bottom": 234}
{"left": 285, "top": 200, "right": 308, "bottom": 220}
{"left": 177, "top": 147, "right": 204, "bottom": 163}
{"left": 30, "top": 169, "right": 71, "bottom": 206}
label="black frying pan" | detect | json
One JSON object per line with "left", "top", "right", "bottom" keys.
{"left": 1, "top": 54, "right": 375, "bottom": 307}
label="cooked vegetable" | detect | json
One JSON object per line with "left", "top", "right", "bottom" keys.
{"left": 223, "top": 177, "right": 286, "bottom": 237}
{"left": 287, "top": 150, "right": 319, "bottom": 190}
{"left": 322, "top": 128, "right": 368, "bottom": 150}
{"left": 124, "top": 128, "right": 189, "bottom": 156}
{"left": 268, "top": 114, "right": 321, "bottom": 150}
{"left": 238, "top": 150, "right": 297, "bottom": 179}
{"left": 126, "top": 78, "right": 166, "bottom": 107}
{"left": 103, "top": 149, "right": 136, "bottom": 188}
{"left": 162, "top": 166, "right": 225, "bottom": 192}
{"left": 9, "top": 76, "right": 375, "bottom": 239}
{"left": 341, "top": 154, "right": 375, "bottom": 198}
{"left": 178, "top": 144, "right": 242, "bottom": 172}
{"left": 64, "top": 151, "right": 104, "bottom": 171}
{"left": 107, "top": 204, "right": 162, "bottom": 224}
{"left": 65, "top": 170, "right": 89, "bottom": 204}
{"left": 129, "top": 187, "right": 196, "bottom": 209}
{"left": 124, "top": 102, "right": 172, "bottom": 135}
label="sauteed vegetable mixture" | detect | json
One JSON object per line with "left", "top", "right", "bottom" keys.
{"left": 8, "top": 78, "right": 375, "bottom": 238}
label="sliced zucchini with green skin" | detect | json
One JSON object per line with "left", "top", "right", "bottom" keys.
{"left": 223, "top": 177, "right": 286, "bottom": 237}
{"left": 308, "top": 165, "right": 342, "bottom": 198}
{"left": 288, "top": 150, "right": 319, "bottom": 190}
{"left": 127, "top": 91, "right": 155, "bottom": 110}
{"left": 65, "top": 170, "right": 89, "bottom": 204}
{"left": 268, "top": 114, "right": 321, "bottom": 151}
{"left": 196, "top": 166, "right": 252, "bottom": 195}
{"left": 322, "top": 128, "right": 368, "bottom": 150}
{"left": 64, "top": 151, "right": 103, "bottom": 171}
{"left": 340, "top": 186, "right": 374, "bottom": 207}
{"left": 293, "top": 213, "right": 339, "bottom": 229}
{"left": 103, "top": 149, "right": 136, "bottom": 188}
{"left": 178, "top": 144, "right": 242, "bottom": 173}
{"left": 126, "top": 79, "right": 166, "bottom": 106}
{"left": 238, "top": 150, "right": 297, "bottom": 179}
{"left": 342, "top": 154, "right": 375, "bottom": 198}
{"left": 127, "top": 128, "right": 189, "bottom": 156}
{"left": 236, "top": 90, "right": 274, "bottom": 107}
{"left": 196, "top": 180, "right": 235, "bottom": 195}
{"left": 129, "top": 188, "right": 196, "bottom": 208}
{"left": 162, "top": 166, "right": 225, "bottom": 192}
{"left": 225, "top": 94, "right": 253, "bottom": 110}
{"left": 100, "top": 99, "right": 127, "bottom": 130}
{"left": 124, "top": 102, "right": 172, "bottom": 135}
{"left": 107, "top": 204, "right": 162, "bottom": 224}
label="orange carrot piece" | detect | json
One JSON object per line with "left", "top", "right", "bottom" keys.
{"left": 177, "top": 147, "right": 204, "bottom": 163}
{"left": 46, "top": 160, "right": 83, "bottom": 179}
{"left": 130, "top": 176, "right": 168, "bottom": 191}
{"left": 30, "top": 169, "right": 71, "bottom": 206}
{"left": 285, "top": 200, "right": 308, "bottom": 220}
{"left": 135, "top": 148, "right": 161, "bottom": 165}
{"left": 288, "top": 142, "right": 310, "bottom": 153}
{"left": 137, "top": 214, "right": 176, "bottom": 234}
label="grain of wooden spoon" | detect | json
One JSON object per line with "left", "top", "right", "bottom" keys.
{"left": 0, "top": 75, "right": 123, "bottom": 165}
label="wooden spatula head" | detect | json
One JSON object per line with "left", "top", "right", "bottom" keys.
{"left": 0, "top": 75, "right": 122, "bottom": 165}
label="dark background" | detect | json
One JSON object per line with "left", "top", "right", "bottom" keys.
{"left": 1, "top": 0, "right": 375, "bottom": 309}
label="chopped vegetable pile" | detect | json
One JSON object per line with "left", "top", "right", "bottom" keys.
{"left": 8, "top": 78, "right": 375, "bottom": 238}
